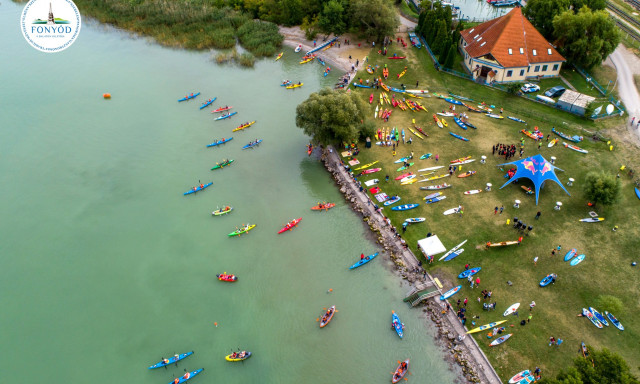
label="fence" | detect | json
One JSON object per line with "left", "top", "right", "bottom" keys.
{"left": 572, "top": 65, "right": 625, "bottom": 119}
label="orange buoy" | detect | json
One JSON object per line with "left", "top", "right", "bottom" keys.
{"left": 103, "top": 93, "right": 111, "bottom": 99}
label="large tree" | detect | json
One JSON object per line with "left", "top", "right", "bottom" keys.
{"left": 571, "top": 0, "right": 606, "bottom": 11}
{"left": 523, "top": 0, "right": 571, "bottom": 40}
{"left": 539, "top": 347, "right": 640, "bottom": 384}
{"left": 349, "top": 0, "right": 399, "bottom": 43}
{"left": 553, "top": 7, "right": 620, "bottom": 69}
{"left": 318, "top": 0, "right": 347, "bottom": 36}
{"left": 295, "top": 88, "right": 372, "bottom": 145}
{"left": 582, "top": 170, "right": 621, "bottom": 206}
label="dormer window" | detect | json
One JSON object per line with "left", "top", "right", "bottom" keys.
{"left": 469, "top": 28, "right": 475, "bottom": 34}
{"left": 519, "top": 48, "right": 524, "bottom": 54}
{"left": 480, "top": 42, "right": 486, "bottom": 47}
{"left": 477, "top": 37, "right": 483, "bottom": 42}
{"left": 547, "top": 48, "right": 552, "bottom": 55}
{"left": 532, "top": 49, "right": 537, "bottom": 56}
{"left": 508, "top": 48, "right": 513, "bottom": 55}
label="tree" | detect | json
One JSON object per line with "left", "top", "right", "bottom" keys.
{"left": 541, "top": 348, "right": 640, "bottom": 384}
{"left": 295, "top": 88, "right": 370, "bottom": 145}
{"left": 523, "top": 0, "right": 571, "bottom": 40}
{"left": 553, "top": 7, "right": 620, "bottom": 69}
{"left": 318, "top": 0, "right": 347, "bottom": 35}
{"left": 571, "top": 0, "right": 606, "bottom": 11}
{"left": 439, "top": 38, "right": 451, "bottom": 63}
{"left": 505, "top": 82, "right": 524, "bottom": 94}
{"left": 443, "top": 44, "right": 456, "bottom": 69}
{"left": 583, "top": 171, "right": 621, "bottom": 206}
{"left": 350, "top": 0, "right": 399, "bottom": 43}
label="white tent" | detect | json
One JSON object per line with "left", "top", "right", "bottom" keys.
{"left": 417, "top": 235, "right": 446, "bottom": 258}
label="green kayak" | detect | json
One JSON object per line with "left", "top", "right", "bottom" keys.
{"left": 211, "top": 159, "right": 234, "bottom": 170}
{"left": 228, "top": 224, "right": 256, "bottom": 236}
{"left": 397, "top": 163, "right": 414, "bottom": 171}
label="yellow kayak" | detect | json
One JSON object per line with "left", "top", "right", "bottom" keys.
{"left": 232, "top": 120, "right": 256, "bottom": 132}
{"left": 427, "top": 173, "right": 450, "bottom": 181}
{"left": 354, "top": 161, "right": 379, "bottom": 171}
{"left": 401, "top": 178, "right": 417, "bottom": 185}
{"left": 225, "top": 351, "right": 252, "bottom": 361}
{"left": 275, "top": 52, "right": 283, "bottom": 61}
{"left": 466, "top": 320, "right": 507, "bottom": 334}
{"left": 407, "top": 127, "right": 424, "bottom": 139}
{"left": 286, "top": 83, "right": 304, "bottom": 89}
{"left": 441, "top": 118, "right": 448, "bottom": 127}
{"left": 299, "top": 57, "right": 314, "bottom": 64}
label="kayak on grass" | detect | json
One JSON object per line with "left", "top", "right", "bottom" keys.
{"left": 391, "top": 311, "right": 404, "bottom": 338}
{"left": 392, "top": 359, "right": 410, "bottom": 383}
{"left": 466, "top": 320, "right": 507, "bottom": 334}
{"left": 383, "top": 196, "right": 401, "bottom": 206}
{"left": 458, "top": 267, "right": 481, "bottom": 279}
{"left": 319, "top": 305, "right": 336, "bottom": 328}
{"left": 211, "top": 159, "right": 234, "bottom": 170}
{"left": 225, "top": 351, "right": 251, "bottom": 362}
{"left": 184, "top": 182, "right": 213, "bottom": 195}
{"left": 490, "top": 333, "right": 512, "bottom": 346}
{"left": 178, "top": 92, "right": 200, "bottom": 102}
{"left": 212, "top": 206, "right": 233, "bottom": 216}
{"left": 349, "top": 252, "right": 379, "bottom": 269}
{"left": 214, "top": 112, "right": 238, "bottom": 121}
{"left": 605, "top": 311, "right": 624, "bottom": 331}
{"left": 217, "top": 273, "right": 238, "bottom": 282}
{"left": 449, "top": 132, "right": 469, "bottom": 141}
{"left": 206, "top": 137, "right": 233, "bottom": 147}
{"left": 539, "top": 274, "right": 556, "bottom": 287}
{"left": 278, "top": 218, "right": 302, "bottom": 234}
{"left": 199, "top": 97, "right": 216, "bottom": 110}
{"left": 228, "top": 224, "right": 256, "bottom": 237}
{"left": 168, "top": 368, "right": 203, "bottom": 384}
{"left": 148, "top": 351, "right": 194, "bottom": 369}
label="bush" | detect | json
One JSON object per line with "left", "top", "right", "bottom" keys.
{"left": 596, "top": 295, "right": 624, "bottom": 314}
{"left": 237, "top": 52, "right": 256, "bottom": 67}
{"left": 236, "top": 20, "right": 283, "bottom": 57}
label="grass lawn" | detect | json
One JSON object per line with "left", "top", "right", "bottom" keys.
{"left": 345, "top": 36, "right": 640, "bottom": 381}
{"left": 560, "top": 68, "right": 608, "bottom": 98}
{"left": 398, "top": 0, "right": 419, "bottom": 19}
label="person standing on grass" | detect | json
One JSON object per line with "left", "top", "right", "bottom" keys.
{"left": 494, "top": 206, "right": 499, "bottom": 214}
{"left": 535, "top": 211, "right": 541, "bottom": 220}
{"left": 475, "top": 277, "right": 480, "bottom": 288}
{"left": 534, "top": 256, "right": 538, "bottom": 266}
{"left": 528, "top": 313, "right": 532, "bottom": 323}
{"left": 499, "top": 206, "right": 504, "bottom": 214}
{"left": 530, "top": 301, "right": 536, "bottom": 311}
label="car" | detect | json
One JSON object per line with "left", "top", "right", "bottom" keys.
{"left": 544, "top": 86, "right": 566, "bottom": 98}
{"left": 521, "top": 83, "right": 540, "bottom": 93}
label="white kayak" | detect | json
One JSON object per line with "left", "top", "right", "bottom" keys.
{"left": 464, "top": 189, "right": 482, "bottom": 195}
{"left": 364, "top": 179, "right": 379, "bottom": 187}
{"left": 443, "top": 207, "right": 461, "bottom": 216}
{"left": 503, "top": 303, "right": 520, "bottom": 316}
{"left": 579, "top": 217, "right": 604, "bottom": 222}
{"left": 418, "top": 166, "right": 444, "bottom": 172}
{"left": 439, "top": 239, "right": 467, "bottom": 261}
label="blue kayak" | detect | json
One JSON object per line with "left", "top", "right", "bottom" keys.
{"left": 449, "top": 132, "right": 469, "bottom": 141}
{"left": 444, "top": 249, "right": 464, "bottom": 261}
{"left": 454, "top": 117, "right": 467, "bottom": 130}
{"left": 392, "top": 312, "right": 404, "bottom": 338}
{"left": 349, "top": 252, "right": 379, "bottom": 269}
{"left": 199, "top": 97, "right": 216, "bottom": 110}
{"left": 440, "top": 285, "right": 462, "bottom": 300}
{"left": 214, "top": 111, "right": 237, "bottom": 121}
{"left": 570, "top": 254, "right": 585, "bottom": 266}
{"left": 280, "top": 81, "right": 292, "bottom": 87}
{"left": 316, "top": 57, "right": 326, "bottom": 66}
{"left": 424, "top": 195, "right": 446, "bottom": 204}
{"left": 563, "top": 248, "right": 577, "bottom": 262}
{"left": 391, "top": 204, "right": 419, "bottom": 211}
{"left": 507, "top": 116, "right": 526, "bottom": 123}
{"left": 539, "top": 274, "right": 555, "bottom": 287}
{"left": 149, "top": 351, "right": 194, "bottom": 369}
{"left": 444, "top": 97, "right": 463, "bottom": 105}
{"left": 184, "top": 182, "right": 213, "bottom": 195}
{"left": 464, "top": 121, "right": 477, "bottom": 129}
{"left": 178, "top": 92, "right": 200, "bottom": 102}
{"left": 206, "top": 137, "right": 233, "bottom": 147}
{"left": 605, "top": 311, "right": 624, "bottom": 331}
{"left": 353, "top": 83, "right": 372, "bottom": 89}
{"left": 458, "top": 267, "right": 481, "bottom": 279}
{"left": 242, "top": 139, "right": 263, "bottom": 149}
{"left": 635, "top": 187, "right": 640, "bottom": 200}
{"left": 589, "top": 307, "right": 609, "bottom": 326}
{"left": 383, "top": 196, "right": 401, "bottom": 206}
{"left": 168, "top": 368, "right": 203, "bottom": 384}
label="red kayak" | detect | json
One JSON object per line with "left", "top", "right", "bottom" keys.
{"left": 278, "top": 218, "right": 302, "bottom": 234}
{"left": 307, "top": 145, "right": 313, "bottom": 156}
{"left": 217, "top": 273, "right": 238, "bottom": 282}
{"left": 395, "top": 172, "right": 413, "bottom": 180}
{"left": 211, "top": 106, "right": 233, "bottom": 113}
{"left": 311, "top": 203, "right": 335, "bottom": 211}
{"left": 388, "top": 56, "right": 406, "bottom": 59}
{"left": 369, "top": 93, "right": 374, "bottom": 104}
{"left": 362, "top": 168, "right": 381, "bottom": 174}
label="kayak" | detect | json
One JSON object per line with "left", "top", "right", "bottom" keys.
{"left": 295, "top": 44, "right": 302, "bottom": 52}
{"left": 214, "top": 112, "right": 237, "bottom": 121}
{"left": 454, "top": 117, "right": 468, "bottom": 130}
{"left": 580, "top": 217, "right": 604, "bottom": 223}
{"left": 490, "top": 333, "right": 512, "bottom": 346}
{"left": 212, "top": 206, "right": 233, "bottom": 216}
{"left": 404, "top": 217, "right": 425, "bottom": 223}
{"left": 486, "top": 113, "right": 504, "bottom": 119}
{"left": 391, "top": 204, "right": 419, "bottom": 211}
{"left": 424, "top": 195, "right": 446, "bottom": 204}
{"left": 233, "top": 121, "right": 256, "bottom": 132}
{"left": 564, "top": 248, "right": 577, "bottom": 262}
{"left": 392, "top": 359, "right": 410, "bottom": 383}
{"left": 443, "top": 248, "right": 464, "bottom": 261}
{"left": 582, "top": 308, "right": 603, "bottom": 328}
{"left": 383, "top": 196, "right": 401, "bottom": 206}
{"left": 635, "top": 187, "right": 640, "bottom": 200}
{"left": 458, "top": 267, "right": 481, "bottom": 279}
{"left": 275, "top": 52, "right": 283, "bottom": 61}
{"left": 439, "top": 239, "right": 467, "bottom": 261}
{"left": 552, "top": 127, "right": 581, "bottom": 143}
{"left": 605, "top": 311, "right": 624, "bottom": 331}
{"left": 421, "top": 183, "right": 450, "bottom": 190}
{"left": 392, "top": 311, "right": 404, "bottom": 338}
{"left": 458, "top": 171, "right": 476, "bottom": 178}
{"left": 168, "top": 369, "right": 203, "bottom": 384}
{"left": 589, "top": 307, "right": 609, "bottom": 326}
{"left": 570, "top": 254, "right": 585, "bottom": 266}
{"left": 388, "top": 56, "right": 406, "bottom": 59}
{"left": 445, "top": 97, "right": 463, "bottom": 105}
{"left": 228, "top": 224, "right": 256, "bottom": 237}
{"left": 349, "top": 252, "right": 379, "bottom": 269}
{"left": 211, "top": 106, "right": 233, "bottom": 113}
{"left": 503, "top": 303, "right": 520, "bottom": 317}
{"left": 216, "top": 273, "right": 238, "bottom": 282}
{"left": 509, "top": 370, "right": 534, "bottom": 384}
{"left": 355, "top": 161, "right": 379, "bottom": 170}
{"left": 242, "top": 139, "right": 262, "bottom": 149}
{"left": 449, "top": 132, "right": 469, "bottom": 141}
{"left": 564, "top": 142, "right": 588, "bottom": 153}
{"left": 507, "top": 116, "right": 526, "bottom": 123}
{"left": 280, "top": 81, "right": 292, "bottom": 87}
{"left": 199, "top": 97, "right": 216, "bottom": 110}
{"left": 286, "top": 83, "right": 304, "bottom": 89}
{"left": 278, "top": 218, "right": 302, "bottom": 234}
{"left": 466, "top": 320, "right": 507, "bottom": 334}
{"left": 225, "top": 351, "right": 251, "bottom": 362}
{"left": 206, "top": 137, "right": 233, "bottom": 147}
{"left": 362, "top": 168, "right": 382, "bottom": 174}
{"left": 178, "top": 92, "right": 200, "bottom": 102}
{"left": 211, "top": 159, "right": 234, "bottom": 170}
{"left": 149, "top": 351, "right": 194, "bottom": 369}
{"left": 539, "top": 274, "right": 555, "bottom": 287}
{"left": 395, "top": 172, "right": 413, "bottom": 180}
{"left": 311, "top": 203, "right": 336, "bottom": 211}
{"left": 396, "top": 163, "right": 414, "bottom": 171}
{"left": 440, "top": 285, "right": 462, "bottom": 300}
{"left": 423, "top": 192, "right": 442, "bottom": 200}
{"left": 319, "top": 305, "right": 336, "bottom": 328}
{"left": 464, "top": 121, "right": 477, "bottom": 129}
{"left": 184, "top": 182, "right": 213, "bottom": 195}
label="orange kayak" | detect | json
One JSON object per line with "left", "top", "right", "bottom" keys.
{"left": 457, "top": 171, "right": 476, "bottom": 178}
{"left": 311, "top": 203, "right": 335, "bottom": 211}
{"left": 319, "top": 305, "right": 336, "bottom": 328}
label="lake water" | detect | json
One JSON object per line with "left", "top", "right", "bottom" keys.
{"left": 0, "top": 2, "right": 457, "bottom": 383}
{"left": 447, "top": 0, "right": 514, "bottom": 22}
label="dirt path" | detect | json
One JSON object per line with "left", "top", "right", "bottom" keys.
{"left": 608, "top": 45, "right": 640, "bottom": 147}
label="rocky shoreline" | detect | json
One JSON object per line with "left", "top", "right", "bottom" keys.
{"left": 321, "top": 146, "right": 502, "bottom": 384}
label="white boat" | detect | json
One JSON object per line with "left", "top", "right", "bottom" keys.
{"left": 295, "top": 44, "right": 302, "bottom": 53}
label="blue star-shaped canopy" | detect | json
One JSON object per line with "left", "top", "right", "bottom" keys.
{"left": 498, "top": 154, "right": 570, "bottom": 205}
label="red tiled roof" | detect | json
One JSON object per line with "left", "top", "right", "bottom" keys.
{"left": 460, "top": 7, "right": 565, "bottom": 68}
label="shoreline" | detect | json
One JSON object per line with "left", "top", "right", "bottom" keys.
{"left": 321, "top": 146, "right": 502, "bottom": 384}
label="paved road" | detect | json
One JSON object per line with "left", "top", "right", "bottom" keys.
{"left": 609, "top": 45, "right": 640, "bottom": 144}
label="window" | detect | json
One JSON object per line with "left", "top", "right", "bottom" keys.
{"left": 508, "top": 48, "right": 513, "bottom": 55}
{"left": 534, "top": 65, "right": 540, "bottom": 72}
{"left": 548, "top": 48, "right": 552, "bottom": 55}
{"left": 469, "top": 28, "right": 475, "bottom": 34}
{"left": 542, "top": 65, "right": 548, "bottom": 71}
{"left": 532, "top": 49, "right": 537, "bottom": 56}
{"left": 507, "top": 70, "right": 513, "bottom": 77}
{"left": 527, "top": 67, "right": 530, "bottom": 72}
{"left": 519, "top": 48, "right": 524, "bottom": 54}
{"left": 520, "top": 69, "right": 525, "bottom": 76}
{"left": 477, "top": 37, "right": 483, "bottom": 42}
{"left": 469, "top": 58, "right": 472, "bottom": 65}
{"left": 480, "top": 42, "right": 486, "bottom": 47}
{"left": 553, "top": 64, "right": 559, "bottom": 71}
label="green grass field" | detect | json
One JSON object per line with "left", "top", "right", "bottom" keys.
{"left": 346, "top": 39, "right": 640, "bottom": 381}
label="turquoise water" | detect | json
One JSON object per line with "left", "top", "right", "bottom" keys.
{"left": 0, "top": 2, "right": 457, "bottom": 383}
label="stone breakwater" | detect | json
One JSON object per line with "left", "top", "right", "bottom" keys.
{"left": 321, "top": 146, "right": 503, "bottom": 384}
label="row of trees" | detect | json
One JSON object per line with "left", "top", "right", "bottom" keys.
{"left": 523, "top": 0, "right": 619, "bottom": 69}
{"left": 538, "top": 347, "right": 639, "bottom": 384}
{"left": 416, "top": 3, "right": 464, "bottom": 69}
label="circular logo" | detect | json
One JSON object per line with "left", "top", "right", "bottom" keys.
{"left": 21, "top": 0, "right": 81, "bottom": 53}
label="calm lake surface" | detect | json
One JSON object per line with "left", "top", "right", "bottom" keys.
{"left": 0, "top": 2, "right": 457, "bottom": 383}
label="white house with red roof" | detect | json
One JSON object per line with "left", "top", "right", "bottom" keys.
{"left": 459, "top": 7, "right": 566, "bottom": 84}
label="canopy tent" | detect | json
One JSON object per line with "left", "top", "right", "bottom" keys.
{"left": 417, "top": 235, "right": 446, "bottom": 258}
{"left": 498, "top": 154, "right": 570, "bottom": 204}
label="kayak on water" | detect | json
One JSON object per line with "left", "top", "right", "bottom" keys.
{"left": 211, "top": 159, "right": 234, "bottom": 170}
{"left": 206, "top": 137, "right": 233, "bottom": 147}
{"left": 286, "top": 83, "right": 304, "bottom": 89}
{"left": 275, "top": 52, "right": 283, "bottom": 61}
{"left": 216, "top": 273, "right": 238, "bottom": 282}
{"left": 178, "top": 92, "right": 200, "bottom": 102}
{"left": 392, "top": 359, "right": 410, "bottom": 383}
{"left": 212, "top": 206, "right": 233, "bottom": 216}
{"left": 184, "top": 182, "right": 213, "bottom": 195}
{"left": 242, "top": 139, "right": 262, "bottom": 149}
{"left": 278, "top": 218, "right": 302, "bottom": 234}
{"left": 225, "top": 351, "right": 251, "bottom": 362}
{"left": 391, "top": 311, "right": 404, "bottom": 338}
{"left": 319, "top": 305, "right": 336, "bottom": 328}
{"left": 211, "top": 106, "right": 233, "bottom": 113}
{"left": 349, "top": 252, "right": 378, "bottom": 269}
{"left": 233, "top": 121, "right": 256, "bottom": 132}
{"left": 148, "top": 351, "right": 194, "bottom": 369}
{"left": 280, "top": 80, "right": 292, "bottom": 87}
{"left": 167, "top": 368, "right": 203, "bottom": 384}
{"left": 311, "top": 202, "right": 335, "bottom": 211}
{"left": 199, "top": 97, "right": 216, "bottom": 110}
{"left": 214, "top": 111, "right": 237, "bottom": 121}
{"left": 228, "top": 224, "right": 256, "bottom": 237}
